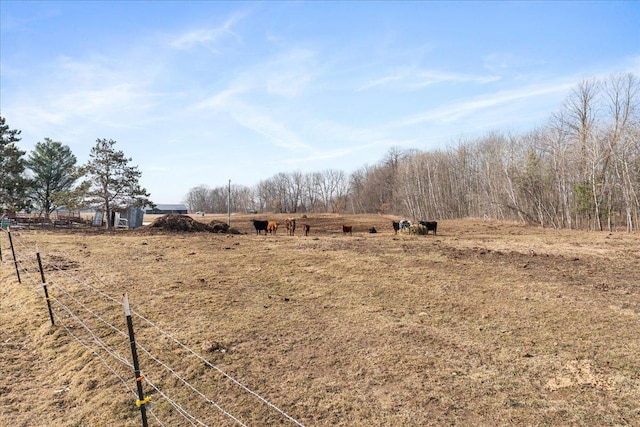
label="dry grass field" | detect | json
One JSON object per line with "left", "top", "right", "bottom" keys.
{"left": 1, "top": 214, "right": 639, "bottom": 426}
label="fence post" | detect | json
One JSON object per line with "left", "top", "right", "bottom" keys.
{"left": 123, "top": 293, "right": 149, "bottom": 427}
{"left": 7, "top": 227, "right": 21, "bottom": 283}
{"left": 36, "top": 245, "right": 55, "bottom": 326}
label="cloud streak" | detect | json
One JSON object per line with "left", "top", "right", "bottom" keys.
{"left": 170, "top": 11, "right": 249, "bottom": 53}
{"left": 390, "top": 81, "right": 576, "bottom": 128}
{"left": 359, "top": 68, "right": 501, "bottom": 91}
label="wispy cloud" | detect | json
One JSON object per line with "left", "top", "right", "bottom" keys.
{"left": 0, "top": 7, "right": 60, "bottom": 32}
{"left": 195, "top": 89, "right": 310, "bottom": 151}
{"left": 359, "top": 68, "right": 500, "bottom": 91}
{"left": 483, "top": 52, "right": 546, "bottom": 72}
{"left": 410, "top": 70, "right": 501, "bottom": 88}
{"left": 390, "top": 81, "right": 576, "bottom": 127}
{"left": 193, "top": 85, "right": 249, "bottom": 110}
{"left": 357, "top": 69, "right": 409, "bottom": 91}
{"left": 229, "top": 103, "right": 310, "bottom": 151}
{"left": 170, "top": 12, "right": 248, "bottom": 53}
{"left": 265, "top": 49, "right": 317, "bottom": 98}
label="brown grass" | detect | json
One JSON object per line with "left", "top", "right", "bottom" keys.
{"left": 1, "top": 214, "right": 640, "bottom": 426}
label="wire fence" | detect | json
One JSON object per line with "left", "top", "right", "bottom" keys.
{"left": 0, "top": 228, "right": 307, "bottom": 427}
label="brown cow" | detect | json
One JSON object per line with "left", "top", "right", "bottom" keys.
{"left": 285, "top": 218, "right": 296, "bottom": 236}
{"left": 302, "top": 224, "right": 310, "bottom": 236}
{"left": 342, "top": 225, "right": 353, "bottom": 235}
{"left": 267, "top": 221, "right": 278, "bottom": 234}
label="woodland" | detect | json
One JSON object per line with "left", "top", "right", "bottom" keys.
{"left": 185, "top": 74, "right": 640, "bottom": 232}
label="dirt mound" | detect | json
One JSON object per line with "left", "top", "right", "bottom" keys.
{"left": 208, "top": 220, "right": 242, "bottom": 234}
{"left": 148, "top": 215, "right": 242, "bottom": 234}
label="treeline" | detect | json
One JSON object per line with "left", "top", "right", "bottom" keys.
{"left": 0, "top": 125, "right": 152, "bottom": 229}
{"left": 185, "top": 73, "right": 640, "bottom": 231}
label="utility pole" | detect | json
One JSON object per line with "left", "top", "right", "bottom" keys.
{"left": 227, "top": 179, "right": 231, "bottom": 226}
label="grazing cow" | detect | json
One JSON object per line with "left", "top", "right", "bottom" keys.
{"left": 251, "top": 219, "right": 269, "bottom": 235}
{"left": 392, "top": 221, "right": 400, "bottom": 234}
{"left": 267, "top": 221, "right": 278, "bottom": 234}
{"left": 302, "top": 224, "right": 310, "bottom": 236}
{"left": 285, "top": 218, "right": 296, "bottom": 236}
{"left": 399, "top": 220, "right": 412, "bottom": 233}
{"left": 369, "top": 227, "right": 377, "bottom": 233}
{"left": 342, "top": 225, "right": 353, "bottom": 235}
{"left": 418, "top": 220, "right": 438, "bottom": 235}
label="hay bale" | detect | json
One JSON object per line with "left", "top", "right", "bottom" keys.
{"left": 209, "top": 221, "right": 229, "bottom": 233}
{"left": 409, "top": 224, "right": 428, "bottom": 235}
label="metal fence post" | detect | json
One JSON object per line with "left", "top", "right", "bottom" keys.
{"left": 123, "top": 293, "right": 149, "bottom": 427}
{"left": 7, "top": 228, "right": 21, "bottom": 283}
{"left": 36, "top": 246, "right": 55, "bottom": 326}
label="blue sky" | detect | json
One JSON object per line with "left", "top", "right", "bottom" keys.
{"left": 1, "top": 1, "right": 639, "bottom": 204}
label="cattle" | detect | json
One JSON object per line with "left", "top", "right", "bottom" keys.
{"left": 285, "top": 218, "right": 296, "bottom": 236}
{"left": 392, "top": 221, "right": 400, "bottom": 234}
{"left": 369, "top": 227, "right": 377, "bottom": 233}
{"left": 399, "top": 220, "right": 412, "bottom": 233}
{"left": 342, "top": 225, "right": 353, "bottom": 235}
{"left": 302, "top": 224, "right": 310, "bottom": 236}
{"left": 267, "top": 221, "right": 278, "bottom": 234}
{"left": 418, "top": 220, "right": 437, "bottom": 235}
{"left": 251, "top": 219, "right": 269, "bottom": 235}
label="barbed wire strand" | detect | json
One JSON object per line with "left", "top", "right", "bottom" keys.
{"left": 134, "top": 310, "right": 307, "bottom": 427}
{"left": 147, "top": 409, "right": 168, "bottom": 427}
{"left": 53, "top": 300, "right": 136, "bottom": 398}
{"left": 41, "top": 244, "right": 305, "bottom": 426}
{"left": 142, "top": 375, "right": 206, "bottom": 427}
{"left": 48, "top": 276, "right": 129, "bottom": 340}
{"left": 51, "top": 296, "right": 133, "bottom": 370}
{"left": 6, "top": 232, "right": 307, "bottom": 427}
{"left": 42, "top": 264, "right": 243, "bottom": 424}
{"left": 50, "top": 291, "right": 208, "bottom": 427}
{"left": 1, "top": 235, "right": 176, "bottom": 427}
{"left": 136, "top": 342, "right": 247, "bottom": 427}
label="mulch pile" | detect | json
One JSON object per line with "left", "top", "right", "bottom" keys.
{"left": 147, "top": 214, "right": 242, "bottom": 234}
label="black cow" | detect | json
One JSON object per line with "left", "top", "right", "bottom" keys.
{"left": 369, "top": 227, "right": 377, "bottom": 233}
{"left": 251, "top": 219, "right": 269, "bottom": 235}
{"left": 392, "top": 221, "right": 400, "bottom": 234}
{"left": 418, "top": 221, "right": 437, "bottom": 235}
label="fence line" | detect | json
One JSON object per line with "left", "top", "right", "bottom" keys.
{"left": 8, "top": 238, "right": 219, "bottom": 426}
{"left": 134, "top": 309, "right": 307, "bottom": 427}
{"left": 135, "top": 341, "right": 247, "bottom": 427}
{"left": 1, "top": 229, "right": 307, "bottom": 427}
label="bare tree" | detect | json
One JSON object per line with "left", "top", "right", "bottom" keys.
{"left": 316, "top": 169, "right": 348, "bottom": 213}
{"left": 183, "top": 185, "right": 211, "bottom": 213}
{"left": 603, "top": 73, "right": 640, "bottom": 231}
{"left": 563, "top": 78, "right": 601, "bottom": 229}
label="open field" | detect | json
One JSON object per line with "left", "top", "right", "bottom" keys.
{"left": 1, "top": 214, "right": 640, "bottom": 426}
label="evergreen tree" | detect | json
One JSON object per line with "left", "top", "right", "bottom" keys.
{"left": 81, "top": 138, "right": 153, "bottom": 228}
{"left": 0, "top": 116, "right": 29, "bottom": 210}
{"left": 26, "top": 138, "right": 78, "bottom": 218}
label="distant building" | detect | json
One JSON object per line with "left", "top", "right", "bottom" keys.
{"left": 145, "top": 204, "right": 188, "bottom": 215}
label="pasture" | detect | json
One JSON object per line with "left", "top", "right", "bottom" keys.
{"left": 1, "top": 214, "right": 639, "bottom": 426}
